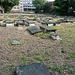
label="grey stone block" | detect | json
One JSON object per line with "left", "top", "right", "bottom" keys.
{"left": 16, "top": 63, "right": 51, "bottom": 75}
{"left": 11, "top": 39, "right": 20, "bottom": 45}
{"left": 40, "top": 26, "right": 57, "bottom": 33}
{"left": 27, "top": 26, "right": 42, "bottom": 35}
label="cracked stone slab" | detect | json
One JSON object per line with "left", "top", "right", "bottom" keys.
{"left": 16, "top": 63, "right": 51, "bottom": 75}
{"left": 11, "top": 39, "right": 20, "bottom": 45}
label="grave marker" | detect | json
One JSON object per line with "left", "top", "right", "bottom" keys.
{"left": 16, "top": 63, "right": 51, "bottom": 75}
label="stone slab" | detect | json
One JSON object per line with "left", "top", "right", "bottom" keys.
{"left": 51, "top": 33, "right": 62, "bottom": 40}
{"left": 6, "top": 24, "right": 14, "bottom": 27}
{"left": 40, "top": 26, "right": 57, "bottom": 33}
{"left": 16, "top": 63, "right": 51, "bottom": 75}
{"left": 27, "top": 26, "right": 42, "bottom": 35}
{"left": 11, "top": 39, "right": 20, "bottom": 45}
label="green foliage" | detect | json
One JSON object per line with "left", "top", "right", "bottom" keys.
{"left": 38, "top": 33, "right": 48, "bottom": 39}
{"left": 35, "top": 57, "right": 43, "bottom": 61}
{"left": 47, "top": 64, "right": 53, "bottom": 69}
{"left": 0, "top": 0, "right": 19, "bottom": 12}
{"left": 21, "top": 61, "right": 27, "bottom": 65}
{"left": 53, "top": 0, "right": 75, "bottom": 15}
{"left": 68, "top": 68, "right": 75, "bottom": 74}
{"left": 10, "top": 63, "right": 14, "bottom": 67}
{"left": 45, "top": 51, "right": 49, "bottom": 56}
{"left": 54, "top": 65, "right": 60, "bottom": 71}
{"left": 67, "top": 54, "right": 73, "bottom": 59}
{"left": 35, "top": 52, "right": 40, "bottom": 55}
{"left": 20, "top": 56, "right": 26, "bottom": 60}
{"left": 43, "top": 2, "right": 50, "bottom": 13}
{"left": 33, "top": 0, "right": 46, "bottom": 13}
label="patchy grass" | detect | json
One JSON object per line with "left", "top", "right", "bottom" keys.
{"left": 0, "top": 15, "right": 75, "bottom": 75}
{"left": 35, "top": 57, "right": 43, "bottom": 61}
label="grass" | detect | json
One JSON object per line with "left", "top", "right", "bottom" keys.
{"left": 10, "top": 64, "right": 14, "bottom": 67}
{"left": 45, "top": 51, "right": 49, "bottom": 56}
{"left": 20, "top": 56, "right": 26, "bottom": 60}
{"left": 35, "top": 52, "right": 40, "bottom": 55}
{"left": 54, "top": 65, "right": 60, "bottom": 71}
{"left": 21, "top": 50, "right": 25, "bottom": 54}
{"left": 21, "top": 61, "right": 27, "bottom": 65}
{"left": 47, "top": 64, "right": 53, "bottom": 69}
{"left": 67, "top": 54, "right": 73, "bottom": 59}
{"left": 38, "top": 33, "right": 49, "bottom": 39}
{"left": 68, "top": 68, "right": 75, "bottom": 74}
{"left": 35, "top": 57, "right": 43, "bottom": 61}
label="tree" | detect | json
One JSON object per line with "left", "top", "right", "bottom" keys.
{"left": 53, "top": 0, "right": 75, "bottom": 15}
{"left": 0, "top": 0, "right": 19, "bottom": 12}
{"left": 33, "top": 0, "right": 46, "bottom": 13}
{"left": 43, "top": 2, "right": 50, "bottom": 13}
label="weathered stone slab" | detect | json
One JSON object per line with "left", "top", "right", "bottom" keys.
{"left": 5, "top": 21, "right": 14, "bottom": 27}
{"left": 11, "top": 39, "right": 20, "bottom": 45}
{"left": 50, "top": 33, "right": 62, "bottom": 40}
{"left": 0, "top": 19, "right": 3, "bottom": 25}
{"left": 14, "top": 18, "right": 20, "bottom": 23}
{"left": 40, "top": 26, "right": 57, "bottom": 33}
{"left": 16, "top": 21, "right": 25, "bottom": 26}
{"left": 26, "top": 21, "right": 35, "bottom": 26}
{"left": 16, "top": 63, "right": 51, "bottom": 75}
{"left": 0, "top": 23, "right": 6, "bottom": 27}
{"left": 27, "top": 26, "right": 42, "bottom": 35}
{"left": 6, "top": 24, "right": 14, "bottom": 27}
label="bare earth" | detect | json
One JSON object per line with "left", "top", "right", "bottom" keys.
{"left": 0, "top": 18, "right": 75, "bottom": 75}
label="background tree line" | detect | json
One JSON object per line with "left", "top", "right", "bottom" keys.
{"left": 0, "top": 0, "right": 19, "bottom": 12}
{"left": 33, "top": 0, "right": 75, "bottom": 16}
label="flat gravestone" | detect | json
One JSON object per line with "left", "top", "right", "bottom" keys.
{"left": 5, "top": 21, "right": 14, "bottom": 27}
{"left": 40, "top": 26, "right": 57, "bottom": 33}
{"left": 16, "top": 63, "right": 51, "bottom": 75}
{"left": 16, "top": 21, "right": 25, "bottom": 26}
{"left": 27, "top": 21, "right": 35, "bottom": 27}
{"left": 27, "top": 26, "right": 42, "bottom": 35}
{"left": 50, "top": 33, "right": 62, "bottom": 40}
{"left": 11, "top": 39, "right": 20, "bottom": 45}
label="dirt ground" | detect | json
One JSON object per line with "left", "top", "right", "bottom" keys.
{"left": 0, "top": 15, "right": 75, "bottom": 75}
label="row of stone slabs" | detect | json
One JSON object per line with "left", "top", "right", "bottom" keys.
{"left": 27, "top": 26, "right": 57, "bottom": 35}
{"left": 0, "top": 19, "right": 36, "bottom": 27}
{"left": 10, "top": 26, "right": 60, "bottom": 45}
{"left": 37, "top": 18, "right": 75, "bottom": 26}
{"left": 27, "top": 26, "right": 62, "bottom": 40}
{"left": 16, "top": 63, "right": 51, "bottom": 75}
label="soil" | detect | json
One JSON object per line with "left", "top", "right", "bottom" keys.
{"left": 0, "top": 15, "right": 75, "bottom": 75}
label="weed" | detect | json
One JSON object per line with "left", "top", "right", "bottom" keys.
{"left": 21, "top": 50, "right": 25, "bottom": 54}
{"left": 20, "top": 56, "right": 26, "bottom": 60}
{"left": 38, "top": 33, "right": 48, "bottom": 39}
{"left": 47, "top": 64, "right": 53, "bottom": 69}
{"left": 45, "top": 51, "right": 49, "bottom": 56}
{"left": 8, "top": 42, "right": 12, "bottom": 46}
{"left": 49, "top": 70, "right": 51, "bottom": 73}
{"left": 32, "top": 59, "right": 37, "bottom": 63}
{"left": 35, "top": 52, "right": 40, "bottom": 55}
{"left": 45, "top": 57, "right": 50, "bottom": 60}
{"left": 10, "top": 63, "right": 14, "bottom": 67}
{"left": 65, "top": 60, "right": 69, "bottom": 62}
{"left": 68, "top": 68, "right": 75, "bottom": 74}
{"left": 54, "top": 65, "right": 60, "bottom": 71}
{"left": 18, "top": 50, "right": 20, "bottom": 52}
{"left": 67, "top": 54, "right": 73, "bottom": 59}
{"left": 21, "top": 61, "right": 27, "bottom": 65}
{"left": 35, "top": 57, "right": 43, "bottom": 61}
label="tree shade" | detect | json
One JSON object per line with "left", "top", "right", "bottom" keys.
{"left": 53, "top": 0, "right": 75, "bottom": 15}
{"left": 0, "top": 0, "right": 19, "bottom": 12}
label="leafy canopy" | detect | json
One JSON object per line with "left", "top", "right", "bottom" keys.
{"left": 0, "top": 0, "right": 19, "bottom": 12}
